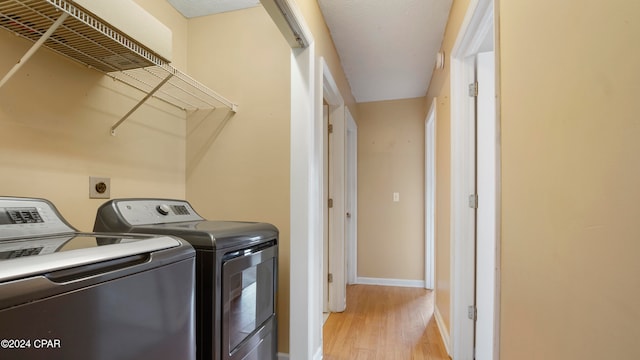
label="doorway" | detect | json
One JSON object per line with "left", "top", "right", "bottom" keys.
{"left": 450, "top": 0, "right": 499, "bottom": 359}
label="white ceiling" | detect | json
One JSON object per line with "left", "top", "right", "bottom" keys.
{"left": 166, "top": 0, "right": 260, "bottom": 18}
{"left": 166, "top": 0, "right": 452, "bottom": 103}
{"left": 317, "top": 0, "right": 452, "bottom": 103}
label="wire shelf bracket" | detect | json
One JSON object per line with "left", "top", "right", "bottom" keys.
{"left": 0, "top": 0, "right": 238, "bottom": 136}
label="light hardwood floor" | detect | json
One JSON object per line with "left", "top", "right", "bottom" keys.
{"left": 323, "top": 284, "right": 450, "bottom": 360}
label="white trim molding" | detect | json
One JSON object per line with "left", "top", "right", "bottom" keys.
{"left": 356, "top": 277, "right": 425, "bottom": 288}
{"left": 345, "top": 109, "right": 358, "bottom": 286}
{"left": 277, "top": 2, "right": 321, "bottom": 359}
{"left": 322, "top": 58, "right": 347, "bottom": 313}
{"left": 313, "top": 347, "right": 323, "bottom": 360}
{"left": 277, "top": 353, "right": 289, "bottom": 360}
{"left": 434, "top": 305, "right": 452, "bottom": 356}
{"left": 425, "top": 98, "right": 437, "bottom": 290}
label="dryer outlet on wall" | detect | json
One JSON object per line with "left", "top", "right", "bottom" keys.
{"left": 89, "top": 177, "right": 111, "bottom": 199}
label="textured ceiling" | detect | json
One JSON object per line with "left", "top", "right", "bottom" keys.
{"left": 166, "top": 0, "right": 452, "bottom": 103}
{"left": 166, "top": 0, "right": 260, "bottom": 18}
{"left": 318, "top": 0, "right": 452, "bottom": 103}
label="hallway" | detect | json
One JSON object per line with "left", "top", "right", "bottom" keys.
{"left": 323, "top": 285, "right": 449, "bottom": 359}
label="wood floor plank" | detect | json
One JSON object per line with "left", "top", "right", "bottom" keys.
{"left": 323, "top": 284, "right": 450, "bottom": 360}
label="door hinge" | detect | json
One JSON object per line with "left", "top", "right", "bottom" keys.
{"left": 328, "top": 198, "right": 334, "bottom": 208}
{"left": 328, "top": 123, "right": 333, "bottom": 134}
{"left": 468, "top": 194, "right": 478, "bottom": 209}
{"left": 328, "top": 273, "right": 333, "bottom": 283}
{"left": 469, "top": 82, "right": 478, "bottom": 97}
{"left": 468, "top": 305, "right": 477, "bottom": 321}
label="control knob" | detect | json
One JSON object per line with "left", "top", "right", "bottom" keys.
{"left": 156, "top": 204, "right": 171, "bottom": 216}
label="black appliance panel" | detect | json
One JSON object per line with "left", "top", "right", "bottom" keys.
{"left": 222, "top": 242, "right": 277, "bottom": 359}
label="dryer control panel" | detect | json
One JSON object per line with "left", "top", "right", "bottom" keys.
{"left": 112, "top": 199, "right": 204, "bottom": 225}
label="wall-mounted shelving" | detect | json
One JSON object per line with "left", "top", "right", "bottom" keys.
{"left": 0, "top": 0, "right": 238, "bottom": 135}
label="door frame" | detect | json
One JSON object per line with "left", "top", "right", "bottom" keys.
{"left": 425, "top": 99, "right": 437, "bottom": 290}
{"left": 346, "top": 109, "right": 358, "bottom": 285}
{"left": 261, "top": 0, "right": 330, "bottom": 358}
{"left": 261, "top": 0, "right": 322, "bottom": 356}
{"left": 475, "top": 50, "right": 497, "bottom": 360}
{"left": 323, "top": 102, "right": 330, "bottom": 314}
{"left": 322, "top": 58, "right": 347, "bottom": 312}
{"left": 288, "top": 39, "right": 322, "bottom": 360}
{"left": 450, "top": 0, "right": 500, "bottom": 359}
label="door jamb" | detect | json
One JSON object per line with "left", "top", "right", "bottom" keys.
{"left": 425, "top": 98, "right": 437, "bottom": 290}
{"left": 346, "top": 109, "right": 358, "bottom": 285}
{"left": 450, "top": 0, "right": 499, "bottom": 359}
{"left": 260, "top": 0, "right": 324, "bottom": 358}
{"left": 322, "top": 58, "right": 347, "bottom": 312}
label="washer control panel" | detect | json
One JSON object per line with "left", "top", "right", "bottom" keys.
{"left": 0, "top": 198, "right": 75, "bottom": 240}
{"left": 114, "top": 199, "right": 204, "bottom": 225}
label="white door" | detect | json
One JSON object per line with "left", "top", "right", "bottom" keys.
{"left": 475, "top": 51, "right": 497, "bottom": 360}
{"left": 346, "top": 110, "right": 357, "bottom": 285}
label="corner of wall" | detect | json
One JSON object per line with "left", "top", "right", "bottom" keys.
{"left": 434, "top": 304, "right": 451, "bottom": 356}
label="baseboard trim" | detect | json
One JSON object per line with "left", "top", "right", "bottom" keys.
{"left": 434, "top": 304, "right": 451, "bottom": 356}
{"left": 277, "top": 346, "right": 320, "bottom": 359}
{"left": 313, "top": 346, "right": 322, "bottom": 360}
{"left": 356, "top": 276, "right": 425, "bottom": 288}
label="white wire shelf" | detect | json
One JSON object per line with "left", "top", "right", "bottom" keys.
{"left": 0, "top": 0, "right": 238, "bottom": 135}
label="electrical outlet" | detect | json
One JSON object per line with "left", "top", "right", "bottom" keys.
{"left": 89, "top": 177, "right": 110, "bottom": 199}
{"left": 393, "top": 192, "right": 400, "bottom": 202}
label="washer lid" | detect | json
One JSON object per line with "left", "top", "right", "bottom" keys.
{"left": 126, "top": 221, "right": 278, "bottom": 250}
{"left": 94, "top": 199, "right": 278, "bottom": 249}
{"left": 0, "top": 233, "right": 181, "bottom": 282}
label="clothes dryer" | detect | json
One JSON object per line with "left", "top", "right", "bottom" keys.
{"left": 94, "top": 198, "right": 278, "bottom": 360}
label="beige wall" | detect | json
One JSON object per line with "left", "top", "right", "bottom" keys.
{"left": 0, "top": 1, "right": 187, "bottom": 231}
{"left": 134, "top": 0, "right": 188, "bottom": 69}
{"left": 184, "top": 7, "right": 291, "bottom": 353}
{"left": 500, "top": 0, "right": 640, "bottom": 358}
{"left": 424, "top": 0, "right": 640, "bottom": 356}
{"left": 425, "top": 0, "right": 470, "bottom": 332}
{"left": 356, "top": 98, "right": 426, "bottom": 281}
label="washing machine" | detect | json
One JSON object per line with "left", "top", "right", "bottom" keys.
{"left": 93, "top": 198, "right": 278, "bottom": 360}
{"left": 0, "top": 196, "right": 196, "bottom": 360}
